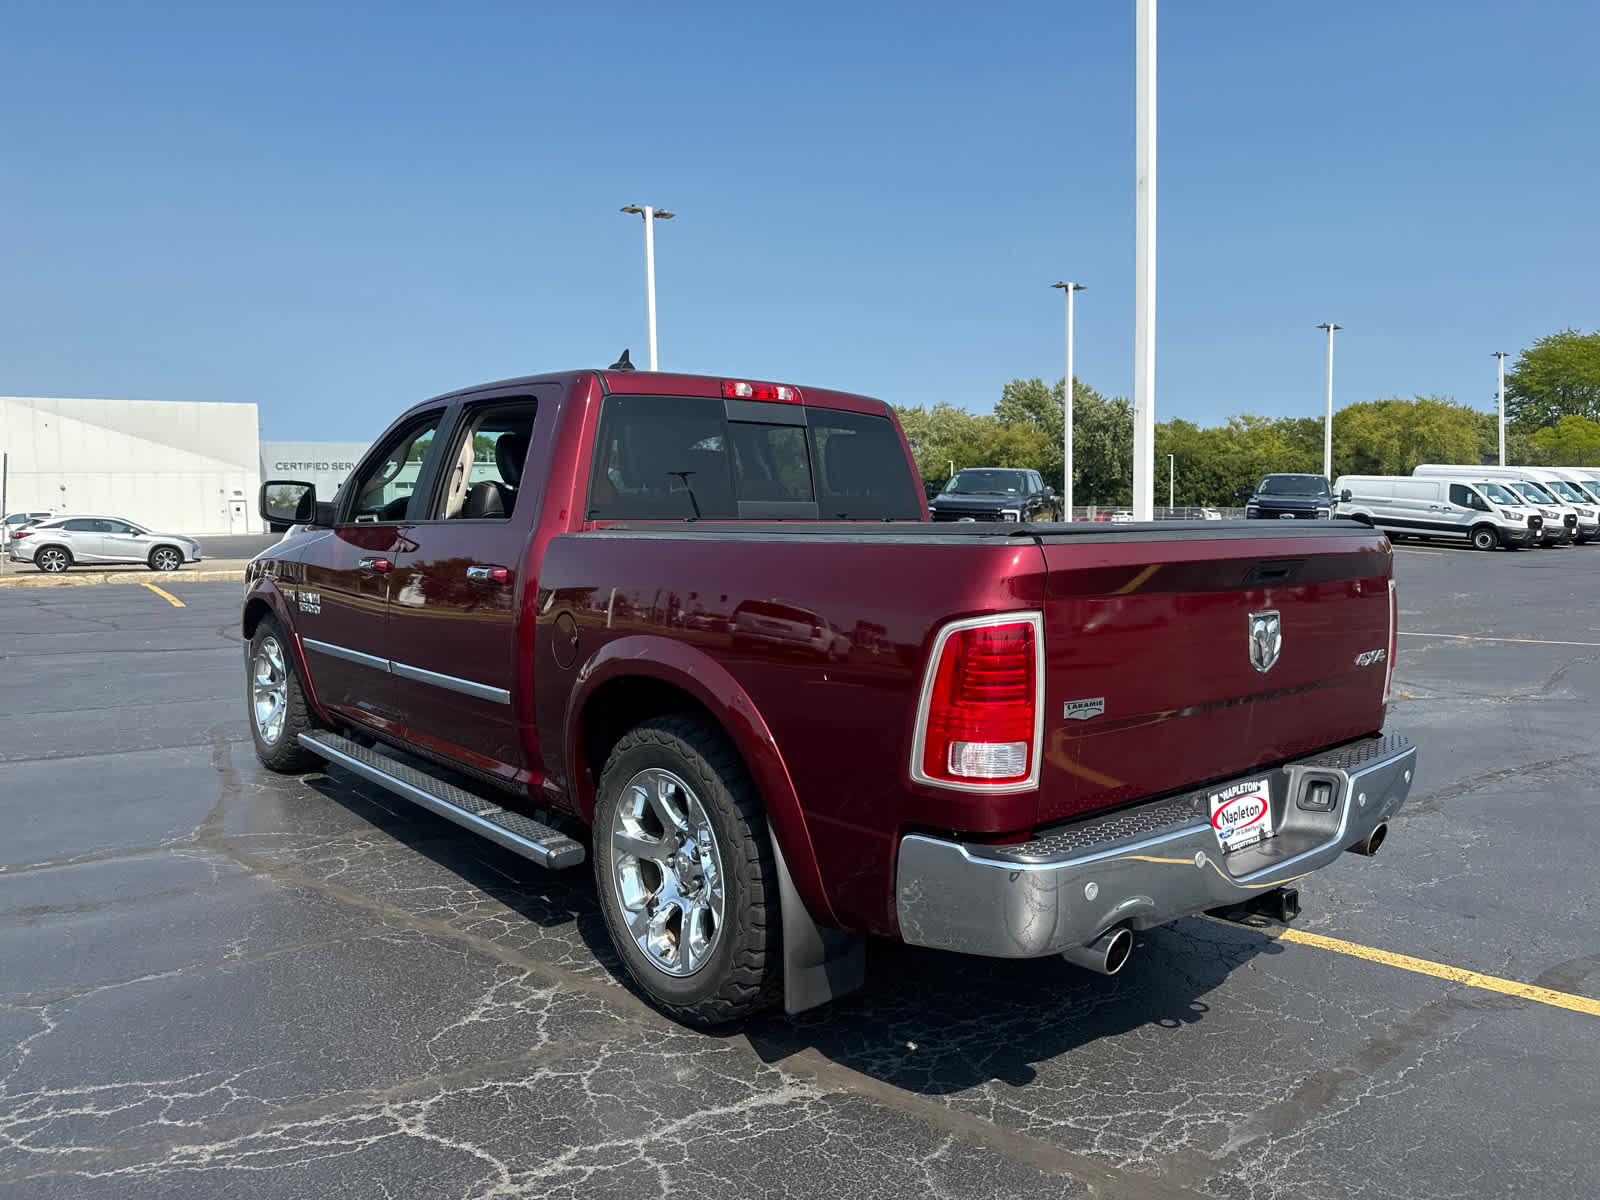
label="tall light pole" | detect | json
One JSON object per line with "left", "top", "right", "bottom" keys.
{"left": 1317, "top": 322, "right": 1341, "bottom": 479}
{"left": 619, "top": 204, "right": 675, "bottom": 370}
{"left": 1493, "top": 351, "right": 1508, "bottom": 464}
{"left": 1167, "top": 453, "right": 1174, "bottom": 511}
{"left": 1132, "top": 0, "right": 1157, "bottom": 521}
{"left": 1052, "top": 282, "right": 1085, "bottom": 517}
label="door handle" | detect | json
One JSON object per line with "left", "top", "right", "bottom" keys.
{"left": 466, "top": 565, "right": 511, "bottom": 584}
{"left": 359, "top": 557, "right": 392, "bottom": 573}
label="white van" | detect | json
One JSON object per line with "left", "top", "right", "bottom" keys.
{"left": 1542, "top": 467, "right": 1600, "bottom": 511}
{"left": 1412, "top": 465, "right": 1585, "bottom": 544}
{"left": 1334, "top": 476, "right": 1543, "bottom": 550}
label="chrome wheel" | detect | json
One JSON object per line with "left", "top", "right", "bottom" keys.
{"left": 152, "top": 547, "right": 182, "bottom": 571}
{"left": 609, "top": 767, "right": 726, "bottom": 977}
{"left": 37, "top": 547, "right": 69, "bottom": 573}
{"left": 251, "top": 635, "right": 289, "bottom": 745}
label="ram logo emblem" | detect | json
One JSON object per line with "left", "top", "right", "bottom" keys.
{"left": 1248, "top": 609, "right": 1282, "bottom": 674}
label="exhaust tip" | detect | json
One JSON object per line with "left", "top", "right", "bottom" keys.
{"left": 1102, "top": 927, "right": 1133, "bottom": 975}
{"left": 1062, "top": 927, "right": 1134, "bottom": 976}
{"left": 1348, "top": 822, "right": 1389, "bottom": 857}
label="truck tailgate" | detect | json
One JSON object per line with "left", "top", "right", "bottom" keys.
{"left": 1035, "top": 526, "right": 1393, "bottom": 823}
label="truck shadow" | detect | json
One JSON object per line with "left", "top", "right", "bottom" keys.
{"left": 304, "top": 768, "right": 1288, "bottom": 1096}
{"left": 741, "top": 921, "right": 1286, "bottom": 1094}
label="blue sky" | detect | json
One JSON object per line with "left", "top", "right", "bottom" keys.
{"left": 4, "top": 1, "right": 1596, "bottom": 441}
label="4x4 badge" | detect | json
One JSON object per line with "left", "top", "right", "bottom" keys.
{"left": 1248, "top": 609, "right": 1282, "bottom": 674}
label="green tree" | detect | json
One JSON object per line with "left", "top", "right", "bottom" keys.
{"left": 1473, "top": 410, "right": 1537, "bottom": 466}
{"left": 895, "top": 401, "right": 1001, "bottom": 487}
{"left": 1333, "top": 396, "right": 1481, "bottom": 476}
{"left": 1529, "top": 415, "right": 1600, "bottom": 466}
{"left": 1072, "top": 384, "right": 1133, "bottom": 506}
{"left": 1506, "top": 329, "right": 1600, "bottom": 432}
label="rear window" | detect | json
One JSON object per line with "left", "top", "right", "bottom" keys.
{"left": 587, "top": 395, "right": 920, "bottom": 521}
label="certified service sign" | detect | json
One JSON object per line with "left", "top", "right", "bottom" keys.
{"left": 1208, "top": 778, "right": 1273, "bottom": 854}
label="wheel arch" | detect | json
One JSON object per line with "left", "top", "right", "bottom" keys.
{"left": 566, "top": 635, "right": 841, "bottom": 930}
{"left": 147, "top": 542, "right": 185, "bottom": 567}
{"left": 242, "top": 583, "right": 331, "bottom": 725}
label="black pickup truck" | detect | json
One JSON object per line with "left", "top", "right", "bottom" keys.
{"left": 1236, "top": 473, "right": 1347, "bottom": 521}
{"left": 929, "top": 467, "right": 1061, "bottom": 522}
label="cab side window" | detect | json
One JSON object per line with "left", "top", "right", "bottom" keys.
{"left": 427, "top": 400, "right": 539, "bottom": 521}
{"left": 346, "top": 417, "right": 442, "bottom": 523}
{"left": 587, "top": 396, "right": 736, "bottom": 521}
{"left": 1449, "top": 484, "right": 1487, "bottom": 511}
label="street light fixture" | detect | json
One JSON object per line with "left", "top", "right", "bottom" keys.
{"left": 1317, "top": 322, "right": 1342, "bottom": 480}
{"left": 620, "top": 205, "right": 676, "bottom": 370}
{"left": 1052, "top": 281, "right": 1085, "bottom": 518}
{"left": 1492, "top": 351, "right": 1508, "bottom": 465}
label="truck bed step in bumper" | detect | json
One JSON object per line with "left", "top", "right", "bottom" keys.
{"left": 297, "top": 731, "right": 586, "bottom": 870}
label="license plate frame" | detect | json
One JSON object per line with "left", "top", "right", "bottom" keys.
{"left": 1207, "top": 777, "right": 1275, "bottom": 854}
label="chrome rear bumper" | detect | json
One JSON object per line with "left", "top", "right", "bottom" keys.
{"left": 895, "top": 733, "right": 1415, "bottom": 958}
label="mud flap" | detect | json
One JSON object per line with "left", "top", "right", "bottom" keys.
{"left": 770, "top": 823, "right": 866, "bottom": 1014}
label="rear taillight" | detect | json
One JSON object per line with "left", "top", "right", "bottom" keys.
{"left": 912, "top": 613, "right": 1043, "bottom": 791}
{"left": 10, "top": 530, "right": 31, "bottom": 540}
{"left": 1383, "top": 578, "right": 1398, "bottom": 706}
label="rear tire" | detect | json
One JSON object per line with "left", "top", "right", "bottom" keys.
{"left": 247, "top": 616, "right": 324, "bottom": 772}
{"left": 35, "top": 545, "right": 71, "bottom": 573}
{"left": 593, "top": 715, "right": 782, "bottom": 1026}
{"left": 1471, "top": 525, "right": 1499, "bottom": 552}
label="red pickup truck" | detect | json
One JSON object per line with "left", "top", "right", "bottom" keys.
{"left": 245, "top": 364, "right": 1415, "bottom": 1025}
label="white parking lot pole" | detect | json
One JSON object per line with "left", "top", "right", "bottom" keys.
{"left": 1493, "top": 351, "right": 1508, "bottom": 464}
{"left": 620, "top": 205, "right": 675, "bottom": 371}
{"left": 1052, "top": 282, "right": 1085, "bottom": 517}
{"left": 1318, "top": 322, "right": 1341, "bottom": 479}
{"left": 1132, "top": 0, "right": 1156, "bottom": 522}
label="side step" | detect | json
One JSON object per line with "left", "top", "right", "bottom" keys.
{"left": 298, "top": 731, "right": 586, "bottom": 870}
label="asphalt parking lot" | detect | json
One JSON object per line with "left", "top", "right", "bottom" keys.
{"left": 3, "top": 545, "right": 1597, "bottom": 1198}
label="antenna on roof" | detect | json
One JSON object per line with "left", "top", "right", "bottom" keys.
{"left": 608, "top": 349, "right": 635, "bottom": 371}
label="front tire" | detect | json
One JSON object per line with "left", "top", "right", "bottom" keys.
{"left": 1471, "top": 525, "right": 1499, "bottom": 552}
{"left": 593, "top": 716, "right": 782, "bottom": 1026}
{"left": 149, "top": 546, "right": 183, "bottom": 571}
{"left": 247, "top": 616, "right": 324, "bottom": 771}
{"left": 35, "top": 546, "right": 71, "bottom": 573}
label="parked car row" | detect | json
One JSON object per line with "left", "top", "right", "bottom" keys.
{"left": 1334, "top": 464, "right": 1600, "bottom": 550}
{"left": 4, "top": 515, "right": 204, "bottom": 572}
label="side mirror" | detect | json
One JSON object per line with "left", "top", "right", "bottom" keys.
{"left": 1235, "top": 484, "right": 1252, "bottom": 501}
{"left": 1041, "top": 487, "right": 1056, "bottom": 500}
{"left": 1340, "top": 489, "right": 1352, "bottom": 503}
{"left": 923, "top": 480, "right": 940, "bottom": 500}
{"left": 260, "top": 480, "right": 333, "bottom": 529}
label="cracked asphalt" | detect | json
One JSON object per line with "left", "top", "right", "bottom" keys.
{"left": 2, "top": 545, "right": 1596, "bottom": 1198}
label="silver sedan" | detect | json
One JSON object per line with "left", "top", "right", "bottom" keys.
{"left": 7, "top": 516, "right": 203, "bottom": 573}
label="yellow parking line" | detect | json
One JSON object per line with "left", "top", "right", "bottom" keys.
{"left": 1207, "top": 918, "right": 1600, "bottom": 1017}
{"left": 141, "top": 582, "right": 185, "bottom": 608}
{"left": 1399, "top": 631, "right": 1600, "bottom": 648}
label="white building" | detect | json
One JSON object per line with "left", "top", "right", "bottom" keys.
{"left": 259, "top": 441, "right": 370, "bottom": 508}
{"left": 1, "top": 396, "right": 261, "bottom": 535}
